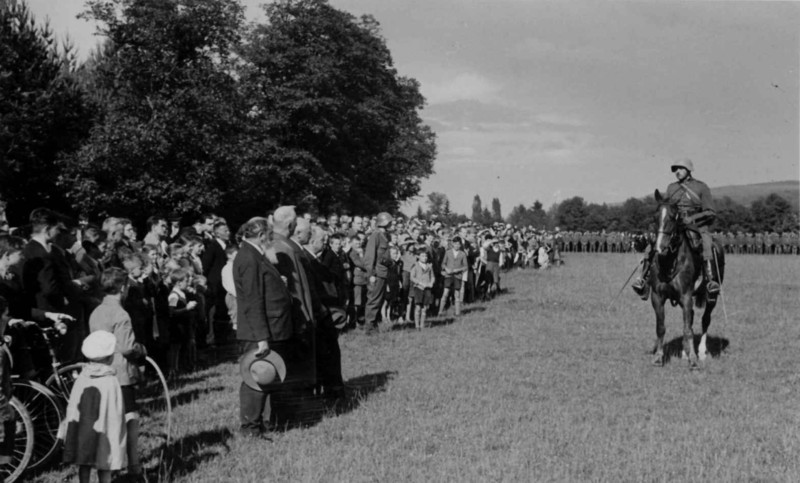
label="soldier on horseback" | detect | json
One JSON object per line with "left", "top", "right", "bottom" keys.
{"left": 632, "top": 158, "right": 721, "bottom": 300}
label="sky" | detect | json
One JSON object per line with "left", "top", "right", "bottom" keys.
{"left": 27, "top": 0, "right": 800, "bottom": 215}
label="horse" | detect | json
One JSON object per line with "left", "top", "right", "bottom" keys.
{"left": 648, "top": 190, "right": 725, "bottom": 368}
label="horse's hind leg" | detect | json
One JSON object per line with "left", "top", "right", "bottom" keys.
{"left": 698, "top": 302, "right": 714, "bottom": 361}
{"left": 651, "top": 295, "right": 666, "bottom": 366}
{"left": 682, "top": 296, "right": 698, "bottom": 368}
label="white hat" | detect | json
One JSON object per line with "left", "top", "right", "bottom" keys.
{"left": 82, "top": 331, "right": 117, "bottom": 361}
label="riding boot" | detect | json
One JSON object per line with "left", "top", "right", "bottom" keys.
{"left": 704, "top": 260, "right": 720, "bottom": 299}
{"left": 631, "top": 255, "right": 651, "bottom": 300}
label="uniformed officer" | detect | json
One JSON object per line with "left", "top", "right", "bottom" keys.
{"left": 632, "top": 158, "right": 720, "bottom": 299}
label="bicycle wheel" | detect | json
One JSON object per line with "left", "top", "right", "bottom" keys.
{"left": 44, "top": 363, "right": 85, "bottom": 404}
{"left": 12, "top": 380, "right": 64, "bottom": 472}
{"left": 0, "top": 396, "right": 34, "bottom": 483}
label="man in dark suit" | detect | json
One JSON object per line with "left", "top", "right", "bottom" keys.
{"left": 234, "top": 218, "right": 309, "bottom": 438}
{"left": 202, "top": 220, "right": 229, "bottom": 345}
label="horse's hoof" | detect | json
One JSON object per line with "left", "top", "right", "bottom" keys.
{"left": 688, "top": 359, "right": 700, "bottom": 370}
{"left": 652, "top": 354, "right": 664, "bottom": 366}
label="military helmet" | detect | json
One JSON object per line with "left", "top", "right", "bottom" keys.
{"left": 376, "top": 212, "right": 393, "bottom": 227}
{"left": 671, "top": 158, "right": 694, "bottom": 172}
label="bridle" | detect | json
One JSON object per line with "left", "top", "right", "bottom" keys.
{"left": 655, "top": 202, "right": 680, "bottom": 256}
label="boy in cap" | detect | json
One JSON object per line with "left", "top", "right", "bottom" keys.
{"left": 88, "top": 267, "right": 147, "bottom": 478}
{"left": 60, "top": 330, "right": 128, "bottom": 483}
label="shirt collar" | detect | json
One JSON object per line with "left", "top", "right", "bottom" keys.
{"left": 244, "top": 239, "right": 264, "bottom": 256}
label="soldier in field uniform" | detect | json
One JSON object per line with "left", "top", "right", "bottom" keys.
{"left": 632, "top": 158, "right": 720, "bottom": 300}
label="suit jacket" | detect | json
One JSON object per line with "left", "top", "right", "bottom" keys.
{"left": 272, "top": 233, "right": 316, "bottom": 327}
{"left": 233, "top": 241, "right": 295, "bottom": 342}
{"left": 202, "top": 237, "right": 227, "bottom": 294}
{"left": 318, "top": 247, "right": 346, "bottom": 306}
{"left": 21, "top": 240, "right": 69, "bottom": 312}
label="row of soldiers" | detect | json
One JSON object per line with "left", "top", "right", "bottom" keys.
{"left": 549, "top": 230, "right": 800, "bottom": 255}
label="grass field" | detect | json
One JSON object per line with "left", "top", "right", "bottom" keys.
{"left": 35, "top": 253, "right": 800, "bottom": 482}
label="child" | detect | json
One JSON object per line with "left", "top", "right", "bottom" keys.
{"left": 0, "top": 296, "right": 13, "bottom": 466}
{"left": 167, "top": 268, "right": 198, "bottom": 376}
{"left": 60, "top": 330, "right": 127, "bottom": 483}
{"left": 88, "top": 268, "right": 147, "bottom": 479}
{"left": 409, "top": 247, "right": 434, "bottom": 330}
{"left": 439, "top": 237, "right": 467, "bottom": 317}
{"left": 381, "top": 246, "right": 403, "bottom": 325}
{"left": 400, "top": 240, "right": 417, "bottom": 323}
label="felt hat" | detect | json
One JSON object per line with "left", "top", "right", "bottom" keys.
{"left": 239, "top": 347, "right": 287, "bottom": 392}
{"left": 82, "top": 331, "right": 117, "bottom": 361}
{"left": 330, "top": 307, "right": 347, "bottom": 329}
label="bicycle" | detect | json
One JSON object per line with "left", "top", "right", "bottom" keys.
{"left": 0, "top": 396, "right": 34, "bottom": 483}
{"left": 7, "top": 324, "right": 80, "bottom": 472}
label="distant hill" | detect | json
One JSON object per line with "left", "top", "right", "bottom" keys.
{"left": 711, "top": 180, "right": 799, "bottom": 210}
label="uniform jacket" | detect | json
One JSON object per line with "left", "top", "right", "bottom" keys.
{"left": 363, "top": 230, "right": 390, "bottom": 279}
{"left": 233, "top": 240, "right": 296, "bottom": 342}
{"left": 665, "top": 176, "right": 715, "bottom": 215}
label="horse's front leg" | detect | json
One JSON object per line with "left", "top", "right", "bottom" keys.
{"left": 681, "top": 295, "right": 698, "bottom": 368}
{"left": 698, "top": 299, "right": 715, "bottom": 361}
{"left": 651, "top": 293, "right": 667, "bottom": 366}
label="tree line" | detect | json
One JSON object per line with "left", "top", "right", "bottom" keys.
{"left": 419, "top": 192, "right": 798, "bottom": 233}
{"left": 0, "top": 0, "right": 436, "bottom": 227}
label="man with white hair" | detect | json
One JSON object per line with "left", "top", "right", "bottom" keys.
{"left": 302, "top": 225, "right": 344, "bottom": 399}
{"left": 271, "top": 206, "right": 316, "bottom": 385}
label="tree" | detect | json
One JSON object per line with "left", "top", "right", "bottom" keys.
{"left": 555, "top": 196, "right": 587, "bottom": 230}
{"left": 0, "top": 0, "right": 92, "bottom": 223}
{"left": 491, "top": 197, "right": 502, "bottom": 223}
{"left": 239, "top": 0, "right": 435, "bottom": 214}
{"left": 58, "top": 0, "right": 252, "bottom": 219}
{"left": 751, "top": 194, "right": 794, "bottom": 232}
{"left": 426, "top": 191, "right": 448, "bottom": 219}
{"left": 471, "top": 194, "right": 483, "bottom": 224}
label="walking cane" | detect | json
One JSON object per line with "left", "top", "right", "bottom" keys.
{"left": 605, "top": 258, "right": 644, "bottom": 313}
{"left": 145, "top": 356, "right": 172, "bottom": 446}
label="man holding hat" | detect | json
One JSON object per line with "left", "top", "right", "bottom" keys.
{"left": 234, "top": 218, "right": 310, "bottom": 438}
{"left": 632, "top": 158, "right": 720, "bottom": 299}
{"left": 363, "top": 212, "right": 393, "bottom": 333}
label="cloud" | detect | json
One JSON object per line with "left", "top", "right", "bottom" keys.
{"left": 422, "top": 72, "right": 501, "bottom": 104}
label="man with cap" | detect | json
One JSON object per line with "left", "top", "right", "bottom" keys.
{"left": 362, "top": 212, "right": 393, "bottom": 333}
{"left": 234, "top": 218, "right": 308, "bottom": 438}
{"left": 632, "top": 158, "right": 720, "bottom": 300}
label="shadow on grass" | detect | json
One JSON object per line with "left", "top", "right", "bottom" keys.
{"left": 660, "top": 335, "right": 730, "bottom": 363}
{"left": 271, "top": 371, "right": 397, "bottom": 431}
{"left": 139, "top": 386, "right": 226, "bottom": 414}
{"left": 461, "top": 306, "right": 487, "bottom": 315}
{"left": 141, "top": 428, "right": 233, "bottom": 482}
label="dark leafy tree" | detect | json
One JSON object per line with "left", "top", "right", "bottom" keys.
{"left": 0, "top": 0, "right": 92, "bottom": 223}
{"left": 239, "top": 0, "right": 435, "bottom": 214}
{"left": 555, "top": 196, "right": 587, "bottom": 230}
{"left": 57, "top": 0, "right": 251, "bottom": 220}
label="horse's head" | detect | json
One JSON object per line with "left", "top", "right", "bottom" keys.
{"left": 653, "top": 189, "right": 679, "bottom": 255}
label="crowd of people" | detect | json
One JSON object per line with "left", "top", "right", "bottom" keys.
{"left": 0, "top": 187, "right": 796, "bottom": 477}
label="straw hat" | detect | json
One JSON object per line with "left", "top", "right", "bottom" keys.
{"left": 239, "top": 347, "right": 287, "bottom": 392}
